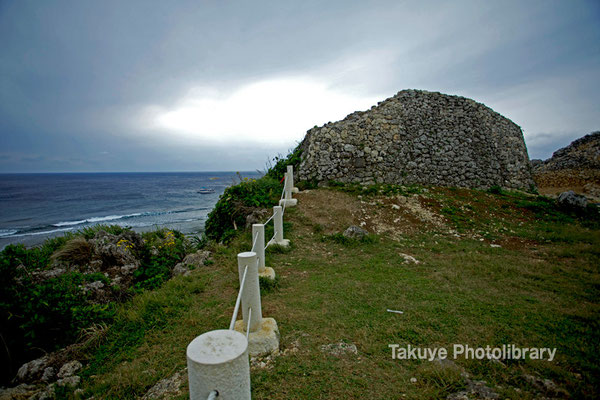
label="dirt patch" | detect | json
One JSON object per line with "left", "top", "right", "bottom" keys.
{"left": 295, "top": 190, "right": 362, "bottom": 233}
{"left": 296, "top": 189, "right": 449, "bottom": 240}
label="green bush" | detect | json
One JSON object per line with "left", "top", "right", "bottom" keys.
{"left": 135, "top": 229, "right": 188, "bottom": 291}
{"left": 205, "top": 145, "right": 303, "bottom": 243}
{"left": 205, "top": 176, "right": 283, "bottom": 242}
{"left": 264, "top": 146, "right": 303, "bottom": 181}
{"left": 487, "top": 185, "right": 503, "bottom": 195}
{"left": 0, "top": 226, "right": 189, "bottom": 384}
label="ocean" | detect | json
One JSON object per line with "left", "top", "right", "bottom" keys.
{"left": 0, "top": 171, "right": 261, "bottom": 250}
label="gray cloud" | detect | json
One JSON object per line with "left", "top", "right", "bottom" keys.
{"left": 0, "top": 0, "right": 599, "bottom": 172}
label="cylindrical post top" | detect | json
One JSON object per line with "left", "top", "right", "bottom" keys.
{"left": 187, "top": 329, "right": 248, "bottom": 365}
{"left": 237, "top": 251, "right": 257, "bottom": 259}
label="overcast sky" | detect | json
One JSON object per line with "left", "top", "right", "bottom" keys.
{"left": 1, "top": 0, "right": 599, "bottom": 172}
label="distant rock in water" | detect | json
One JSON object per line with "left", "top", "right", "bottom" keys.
{"left": 298, "top": 89, "right": 534, "bottom": 189}
{"left": 532, "top": 131, "right": 600, "bottom": 199}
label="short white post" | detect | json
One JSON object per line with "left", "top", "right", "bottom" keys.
{"left": 270, "top": 205, "right": 289, "bottom": 247}
{"left": 237, "top": 251, "right": 262, "bottom": 332}
{"left": 253, "top": 224, "right": 276, "bottom": 280}
{"left": 187, "top": 329, "right": 250, "bottom": 400}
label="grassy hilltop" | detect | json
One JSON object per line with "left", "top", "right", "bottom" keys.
{"left": 71, "top": 179, "right": 599, "bottom": 399}
{"left": 1, "top": 149, "right": 599, "bottom": 398}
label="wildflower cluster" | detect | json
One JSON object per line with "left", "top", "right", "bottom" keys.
{"left": 158, "top": 230, "right": 176, "bottom": 249}
{"left": 116, "top": 238, "right": 134, "bottom": 250}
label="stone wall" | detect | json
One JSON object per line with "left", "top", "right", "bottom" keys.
{"left": 298, "top": 90, "right": 534, "bottom": 189}
{"left": 531, "top": 131, "right": 600, "bottom": 198}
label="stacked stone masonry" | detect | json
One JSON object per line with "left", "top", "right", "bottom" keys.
{"left": 298, "top": 89, "right": 535, "bottom": 189}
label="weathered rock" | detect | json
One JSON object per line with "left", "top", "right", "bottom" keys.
{"left": 343, "top": 225, "right": 368, "bottom": 239}
{"left": 89, "top": 231, "right": 141, "bottom": 267}
{"left": 0, "top": 384, "right": 41, "bottom": 400}
{"left": 141, "top": 370, "right": 187, "bottom": 400}
{"left": 522, "top": 374, "right": 567, "bottom": 397}
{"left": 57, "top": 360, "right": 82, "bottom": 379}
{"left": 33, "top": 384, "right": 55, "bottom": 400}
{"left": 16, "top": 356, "right": 50, "bottom": 383}
{"left": 245, "top": 208, "right": 271, "bottom": 229}
{"left": 533, "top": 131, "right": 600, "bottom": 196}
{"left": 82, "top": 280, "right": 105, "bottom": 293}
{"left": 447, "top": 379, "right": 499, "bottom": 400}
{"left": 172, "top": 263, "right": 191, "bottom": 277}
{"left": 181, "top": 250, "right": 210, "bottom": 268}
{"left": 56, "top": 375, "right": 80, "bottom": 388}
{"left": 400, "top": 253, "right": 420, "bottom": 264}
{"left": 320, "top": 342, "right": 358, "bottom": 357}
{"left": 557, "top": 190, "right": 588, "bottom": 209}
{"left": 299, "top": 90, "right": 534, "bottom": 189}
{"left": 172, "top": 250, "right": 210, "bottom": 277}
{"left": 40, "top": 367, "right": 55, "bottom": 383}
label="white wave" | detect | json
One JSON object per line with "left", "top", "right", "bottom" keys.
{"left": 53, "top": 213, "right": 143, "bottom": 227}
{"left": 0, "top": 229, "right": 18, "bottom": 237}
{"left": 10, "top": 227, "right": 74, "bottom": 237}
{"left": 53, "top": 220, "right": 87, "bottom": 227}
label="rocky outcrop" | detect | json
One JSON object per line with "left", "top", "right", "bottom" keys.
{"left": 298, "top": 89, "right": 534, "bottom": 189}
{"left": 532, "top": 131, "right": 600, "bottom": 198}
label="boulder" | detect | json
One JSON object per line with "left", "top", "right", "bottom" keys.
{"left": 557, "top": 190, "right": 588, "bottom": 209}
{"left": 141, "top": 370, "right": 187, "bottom": 400}
{"left": 172, "top": 250, "right": 210, "bottom": 277}
{"left": 15, "top": 356, "right": 50, "bottom": 383}
{"left": 89, "top": 231, "right": 142, "bottom": 267}
{"left": 57, "top": 360, "right": 82, "bottom": 379}
{"left": 245, "top": 208, "right": 271, "bottom": 229}
{"left": 343, "top": 225, "right": 369, "bottom": 239}
{"left": 320, "top": 342, "right": 358, "bottom": 357}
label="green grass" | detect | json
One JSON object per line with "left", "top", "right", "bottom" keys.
{"left": 68, "top": 187, "right": 600, "bottom": 399}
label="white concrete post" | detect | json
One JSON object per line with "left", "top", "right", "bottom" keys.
{"left": 237, "top": 251, "right": 262, "bottom": 332}
{"left": 279, "top": 167, "right": 298, "bottom": 207}
{"left": 287, "top": 165, "right": 299, "bottom": 193}
{"left": 270, "top": 205, "right": 290, "bottom": 247}
{"left": 274, "top": 206, "right": 284, "bottom": 242}
{"left": 252, "top": 224, "right": 275, "bottom": 280}
{"left": 187, "top": 329, "right": 250, "bottom": 400}
{"left": 284, "top": 169, "right": 293, "bottom": 201}
{"left": 252, "top": 224, "right": 265, "bottom": 273}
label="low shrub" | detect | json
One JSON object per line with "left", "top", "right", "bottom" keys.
{"left": 0, "top": 226, "right": 189, "bottom": 384}
{"left": 205, "top": 176, "right": 283, "bottom": 243}
{"left": 51, "top": 236, "right": 93, "bottom": 265}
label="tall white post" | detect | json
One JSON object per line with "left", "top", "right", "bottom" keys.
{"left": 285, "top": 170, "right": 293, "bottom": 201}
{"left": 252, "top": 224, "right": 265, "bottom": 273}
{"left": 287, "top": 165, "right": 299, "bottom": 193}
{"left": 237, "top": 251, "right": 262, "bottom": 332}
{"left": 187, "top": 329, "right": 250, "bottom": 400}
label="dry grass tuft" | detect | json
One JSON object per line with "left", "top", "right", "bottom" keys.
{"left": 51, "top": 236, "right": 93, "bottom": 265}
